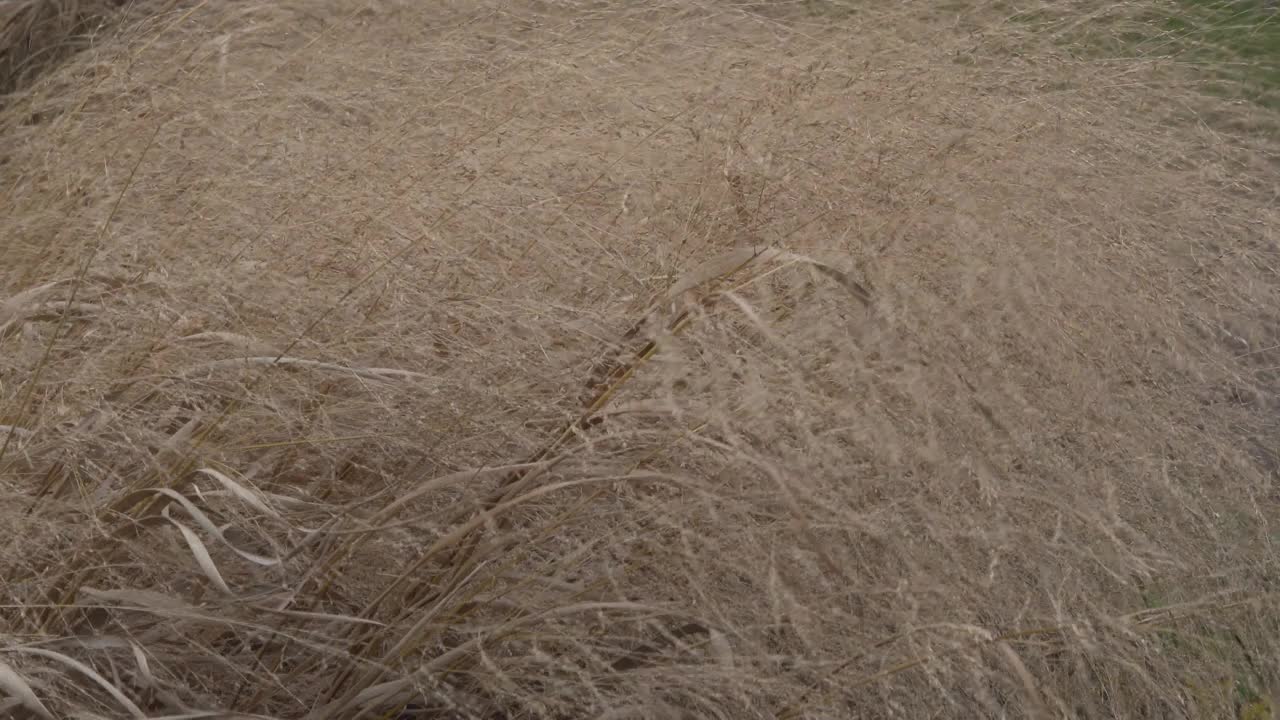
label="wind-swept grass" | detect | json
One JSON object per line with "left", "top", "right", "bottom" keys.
{"left": 1, "top": 0, "right": 1278, "bottom": 718}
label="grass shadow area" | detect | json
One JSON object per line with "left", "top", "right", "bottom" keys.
{"left": 0, "top": 0, "right": 178, "bottom": 100}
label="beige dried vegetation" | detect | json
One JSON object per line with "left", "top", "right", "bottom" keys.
{"left": 1, "top": 0, "right": 1278, "bottom": 718}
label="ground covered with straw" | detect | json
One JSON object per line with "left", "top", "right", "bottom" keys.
{"left": 1, "top": 0, "right": 1278, "bottom": 718}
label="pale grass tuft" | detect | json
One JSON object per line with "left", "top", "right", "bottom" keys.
{"left": 0, "top": 657, "right": 55, "bottom": 720}
{"left": 8, "top": 646, "right": 147, "bottom": 718}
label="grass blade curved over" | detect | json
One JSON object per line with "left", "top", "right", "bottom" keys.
{"left": 0, "top": 658, "right": 54, "bottom": 720}
{"left": 147, "top": 487, "right": 280, "bottom": 566}
{"left": 194, "top": 467, "right": 284, "bottom": 520}
{"left": 5, "top": 647, "right": 145, "bottom": 719}
{"left": 161, "top": 509, "right": 233, "bottom": 596}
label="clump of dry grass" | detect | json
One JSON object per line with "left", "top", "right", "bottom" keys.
{"left": 1, "top": 0, "right": 1279, "bottom": 718}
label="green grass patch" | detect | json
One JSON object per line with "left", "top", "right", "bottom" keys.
{"left": 1017, "top": 0, "right": 1280, "bottom": 111}
{"left": 1155, "top": 0, "right": 1279, "bottom": 110}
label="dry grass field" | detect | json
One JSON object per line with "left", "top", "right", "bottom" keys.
{"left": 1, "top": 0, "right": 1278, "bottom": 718}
